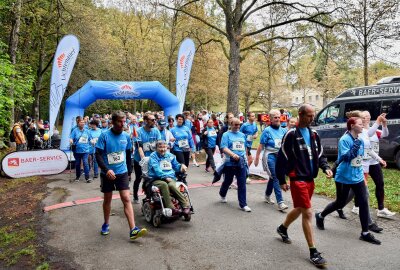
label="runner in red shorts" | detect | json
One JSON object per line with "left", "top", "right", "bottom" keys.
{"left": 275, "top": 104, "right": 333, "bottom": 268}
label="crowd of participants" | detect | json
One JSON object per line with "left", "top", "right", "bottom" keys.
{"left": 12, "top": 105, "right": 396, "bottom": 268}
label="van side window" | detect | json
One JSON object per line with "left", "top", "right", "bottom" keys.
{"left": 382, "top": 100, "right": 400, "bottom": 119}
{"left": 317, "top": 104, "right": 340, "bottom": 124}
{"left": 344, "top": 101, "right": 381, "bottom": 121}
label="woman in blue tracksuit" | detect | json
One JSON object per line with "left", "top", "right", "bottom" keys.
{"left": 170, "top": 114, "right": 195, "bottom": 167}
{"left": 202, "top": 119, "right": 218, "bottom": 172}
{"left": 316, "top": 117, "right": 381, "bottom": 245}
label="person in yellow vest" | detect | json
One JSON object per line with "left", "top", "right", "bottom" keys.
{"left": 13, "top": 120, "right": 27, "bottom": 151}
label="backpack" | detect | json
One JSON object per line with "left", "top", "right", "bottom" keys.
{"left": 9, "top": 128, "right": 16, "bottom": 142}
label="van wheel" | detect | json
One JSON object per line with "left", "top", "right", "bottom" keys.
{"left": 396, "top": 151, "right": 400, "bottom": 169}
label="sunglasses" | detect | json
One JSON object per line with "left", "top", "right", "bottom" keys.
{"left": 233, "top": 123, "right": 241, "bottom": 126}
{"left": 148, "top": 118, "right": 156, "bottom": 122}
{"left": 168, "top": 119, "right": 174, "bottom": 122}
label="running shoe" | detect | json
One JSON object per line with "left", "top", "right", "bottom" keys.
{"left": 100, "top": 223, "right": 109, "bottom": 235}
{"left": 205, "top": 168, "right": 210, "bottom": 173}
{"left": 241, "top": 206, "right": 251, "bottom": 212}
{"left": 94, "top": 174, "right": 98, "bottom": 179}
{"left": 130, "top": 226, "right": 147, "bottom": 240}
{"left": 368, "top": 223, "right": 383, "bottom": 233}
{"left": 315, "top": 213, "right": 325, "bottom": 230}
{"left": 265, "top": 195, "right": 275, "bottom": 205}
{"left": 277, "top": 225, "right": 292, "bottom": 244}
{"left": 351, "top": 206, "right": 359, "bottom": 215}
{"left": 336, "top": 209, "right": 347, "bottom": 219}
{"left": 86, "top": 178, "right": 92, "bottom": 183}
{"left": 230, "top": 183, "right": 238, "bottom": 189}
{"left": 74, "top": 177, "right": 80, "bottom": 183}
{"left": 359, "top": 233, "right": 381, "bottom": 245}
{"left": 377, "top": 208, "right": 396, "bottom": 218}
{"left": 132, "top": 199, "right": 140, "bottom": 204}
{"left": 310, "top": 251, "right": 327, "bottom": 268}
{"left": 246, "top": 178, "right": 251, "bottom": 184}
{"left": 277, "top": 202, "right": 288, "bottom": 211}
{"left": 220, "top": 196, "right": 227, "bottom": 203}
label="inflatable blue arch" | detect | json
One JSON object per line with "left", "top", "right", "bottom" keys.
{"left": 60, "top": 80, "right": 180, "bottom": 150}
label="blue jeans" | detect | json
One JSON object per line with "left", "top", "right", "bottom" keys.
{"left": 75, "top": 152, "right": 89, "bottom": 179}
{"left": 219, "top": 166, "right": 247, "bottom": 208}
{"left": 265, "top": 154, "right": 283, "bottom": 203}
{"left": 89, "top": 154, "right": 98, "bottom": 176}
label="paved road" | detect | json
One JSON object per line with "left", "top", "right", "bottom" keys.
{"left": 43, "top": 166, "right": 400, "bottom": 270}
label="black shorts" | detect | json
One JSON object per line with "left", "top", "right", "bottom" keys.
{"left": 246, "top": 147, "right": 252, "bottom": 156}
{"left": 100, "top": 172, "right": 129, "bottom": 193}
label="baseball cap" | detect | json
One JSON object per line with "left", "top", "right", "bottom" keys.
{"left": 158, "top": 119, "right": 166, "bottom": 127}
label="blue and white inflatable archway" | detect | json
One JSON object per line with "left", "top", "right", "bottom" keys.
{"left": 60, "top": 80, "right": 180, "bottom": 151}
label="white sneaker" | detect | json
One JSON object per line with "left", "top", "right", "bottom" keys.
{"left": 241, "top": 206, "right": 251, "bottom": 212}
{"left": 377, "top": 208, "right": 396, "bottom": 218}
{"left": 278, "top": 202, "right": 288, "bottom": 211}
{"left": 220, "top": 196, "right": 227, "bottom": 203}
{"left": 351, "top": 206, "right": 359, "bottom": 215}
{"left": 265, "top": 195, "right": 275, "bottom": 205}
{"left": 246, "top": 178, "right": 252, "bottom": 184}
{"left": 230, "top": 183, "right": 238, "bottom": 190}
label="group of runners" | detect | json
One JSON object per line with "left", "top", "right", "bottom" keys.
{"left": 66, "top": 104, "right": 395, "bottom": 268}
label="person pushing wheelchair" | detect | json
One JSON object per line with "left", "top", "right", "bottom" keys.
{"left": 147, "top": 140, "right": 191, "bottom": 216}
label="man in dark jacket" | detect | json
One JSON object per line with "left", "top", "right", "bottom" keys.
{"left": 275, "top": 104, "right": 333, "bottom": 268}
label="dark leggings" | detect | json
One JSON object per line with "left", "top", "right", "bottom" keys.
{"left": 173, "top": 151, "right": 190, "bottom": 167}
{"left": 321, "top": 181, "right": 369, "bottom": 232}
{"left": 369, "top": 164, "right": 385, "bottom": 210}
{"left": 133, "top": 160, "right": 142, "bottom": 200}
{"left": 205, "top": 147, "right": 216, "bottom": 170}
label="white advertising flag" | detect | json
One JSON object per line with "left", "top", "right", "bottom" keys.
{"left": 176, "top": 38, "right": 195, "bottom": 112}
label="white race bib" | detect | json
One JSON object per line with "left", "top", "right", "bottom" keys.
{"left": 107, "top": 151, "right": 125, "bottom": 165}
{"left": 371, "top": 142, "right": 379, "bottom": 153}
{"left": 246, "top": 135, "right": 253, "bottom": 142}
{"left": 91, "top": 138, "right": 98, "bottom": 145}
{"left": 78, "top": 136, "right": 88, "bottom": 144}
{"left": 178, "top": 139, "right": 189, "bottom": 148}
{"left": 160, "top": 160, "right": 172, "bottom": 171}
{"left": 209, "top": 130, "right": 217, "bottom": 137}
{"left": 232, "top": 141, "right": 245, "bottom": 151}
{"left": 274, "top": 139, "right": 282, "bottom": 148}
{"left": 351, "top": 156, "right": 362, "bottom": 167}
{"left": 363, "top": 149, "right": 371, "bottom": 160}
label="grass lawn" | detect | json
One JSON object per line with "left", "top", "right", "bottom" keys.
{"left": 314, "top": 166, "right": 400, "bottom": 213}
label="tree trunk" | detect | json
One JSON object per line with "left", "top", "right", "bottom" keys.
{"left": 168, "top": 11, "right": 178, "bottom": 92}
{"left": 226, "top": 39, "right": 241, "bottom": 116}
{"left": 363, "top": 0, "right": 368, "bottom": 86}
{"left": 363, "top": 44, "right": 368, "bottom": 86}
{"left": 8, "top": 0, "right": 22, "bottom": 124}
{"left": 32, "top": 37, "right": 46, "bottom": 120}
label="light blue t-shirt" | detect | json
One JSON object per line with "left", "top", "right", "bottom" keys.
{"left": 184, "top": 119, "right": 193, "bottom": 130}
{"left": 220, "top": 131, "right": 247, "bottom": 166}
{"left": 299, "top": 127, "right": 314, "bottom": 174}
{"left": 205, "top": 127, "right": 217, "bottom": 148}
{"left": 260, "top": 126, "right": 287, "bottom": 152}
{"left": 170, "top": 125, "right": 195, "bottom": 152}
{"left": 89, "top": 128, "right": 102, "bottom": 154}
{"left": 240, "top": 122, "right": 258, "bottom": 148}
{"left": 133, "top": 127, "right": 161, "bottom": 162}
{"left": 69, "top": 128, "right": 92, "bottom": 153}
{"left": 148, "top": 151, "right": 181, "bottom": 180}
{"left": 95, "top": 130, "right": 132, "bottom": 175}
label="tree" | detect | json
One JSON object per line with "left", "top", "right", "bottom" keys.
{"left": 342, "top": 0, "right": 399, "bottom": 85}
{"left": 160, "top": 0, "right": 336, "bottom": 115}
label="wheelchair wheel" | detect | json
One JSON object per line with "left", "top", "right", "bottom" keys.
{"left": 183, "top": 213, "right": 191, "bottom": 222}
{"left": 143, "top": 202, "right": 154, "bottom": 223}
{"left": 152, "top": 215, "right": 161, "bottom": 227}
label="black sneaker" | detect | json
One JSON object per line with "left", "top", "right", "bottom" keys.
{"left": 368, "top": 223, "right": 383, "bottom": 233}
{"left": 310, "top": 251, "right": 327, "bottom": 268}
{"left": 74, "top": 177, "right": 80, "bottom": 183}
{"left": 337, "top": 209, "right": 347, "bottom": 219}
{"left": 315, "top": 213, "right": 325, "bottom": 230}
{"left": 94, "top": 174, "right": 98, "bottom": 179}
{"left": 359, "top": 233, "right": 381, "bottom": 245}
{"left": 86, "top": 178, "right": 92, "bottom": 183}
{"left": 277, "top": 226, "right": 292, "bottom": 244}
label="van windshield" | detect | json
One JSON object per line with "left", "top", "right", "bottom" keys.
{"left": 317, "top": 104, "right": 340, "bottom": 124}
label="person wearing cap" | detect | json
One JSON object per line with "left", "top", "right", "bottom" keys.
{"left": 100, "top": 119, "right": 109, "bottom": 133}
{"left": 157, "top": 119, "right": 175, "bottom": 151}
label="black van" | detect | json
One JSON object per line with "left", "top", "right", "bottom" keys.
{"left": 311, "top": 77, "right": 400, "bottom": 169}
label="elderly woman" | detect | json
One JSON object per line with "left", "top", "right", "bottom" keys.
{"left": 315, "top": 117, "right": 381, "bottom": 245}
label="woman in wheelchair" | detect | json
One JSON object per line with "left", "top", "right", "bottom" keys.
{"left": 148, "top": 140, "right": 190, "bottom": 215}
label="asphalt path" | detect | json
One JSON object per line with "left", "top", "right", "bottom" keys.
{"left": 43, "top": 166, "right": 400, "bottom": 270}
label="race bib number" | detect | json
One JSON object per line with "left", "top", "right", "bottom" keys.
{"left": 307, "top": 146, "right": 313, "bottom": 160}
{"left": 160, "top": 160, "right": 172, "bottom": 171}
{"left": 107, "top": 151, "right": 125, "bottom": 165}
{"left": 274, "top": 139, "right": 282, "bottom": 148}
{"left": 232, "top": 141, "right": 245, "bottom": 151}
{"left": 209, "top": 130, "right": 217, "bottom": 137}
{"left": 351, "top": 156, "right": 362, "bottom": 167}
{"left": 78, "top": 136, "right": 88, "bottom": 144}
{"left": 246, "top": 135, "right": 253, "bottom": 142}
{"left": 371, "top": 142, "right": 379, "bottom": 153}
{"left": 178, "top": 139, "right": 189, "bottom": 148}
{"left": 363, "top": 149, "right": 371, "bottom": 160}
{"left": 91, "top": 138, "right": 98, "bottom": 145}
